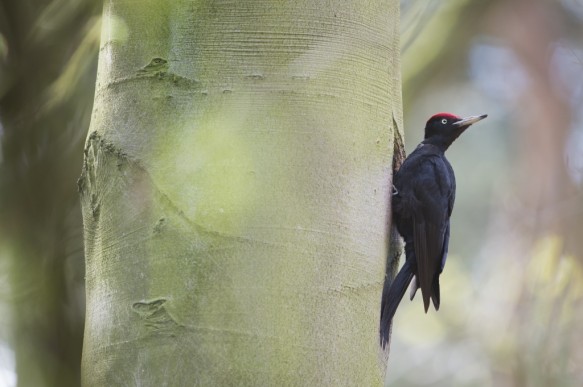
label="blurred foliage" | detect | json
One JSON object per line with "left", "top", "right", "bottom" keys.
{"left": 389, "top": 0, "right": 583, "bottom": 386}
{"left": 0, "top": 0, "right": 101, "bottom": 386}
{"left": 1, "top": 0, "right": 582, "bottom": 386}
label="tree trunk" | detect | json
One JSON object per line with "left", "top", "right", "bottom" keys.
{"left": 80, "top": 1, "right": 402, "bottom": 385}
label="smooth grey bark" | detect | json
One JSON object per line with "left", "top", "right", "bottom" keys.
{"left": 80, "top": 1, "right": 403, "bottom": 385}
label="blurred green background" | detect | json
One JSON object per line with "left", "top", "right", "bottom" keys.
{"left": 0, "top": 0, "right": 582, "bottom": 386}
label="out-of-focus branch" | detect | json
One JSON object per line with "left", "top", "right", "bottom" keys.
{"left": 0, "top": 1, "right": 100, "bottom": 385}
{"left": 486, "top": 0, "right": 581, "bottom": 258}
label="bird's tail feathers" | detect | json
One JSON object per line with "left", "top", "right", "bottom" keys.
{"left": 380, "top": 261, "right": 414, "bottom": 349}
{"left": 431, "top": 275, "right": 440, "bottom": 310}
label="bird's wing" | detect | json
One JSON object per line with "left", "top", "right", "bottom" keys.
{"left": 413, "top": 218, "right": 446, "bottom": 312}
{"left": 440, "top": 222, "right": 450, "bottom": 273}
{"left": 411, "top": 157, "right": 453, "bottom": 312}
{"left": 430, "top": 221, "right": 450, "bottom": 310}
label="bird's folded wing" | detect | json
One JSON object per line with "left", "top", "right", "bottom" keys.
{"left": 413, "top": 220, "right": 444, "bottom": 312}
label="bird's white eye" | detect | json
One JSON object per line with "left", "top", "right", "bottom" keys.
{"left": 441, "top": 118, "right": 447, "bottom": 124}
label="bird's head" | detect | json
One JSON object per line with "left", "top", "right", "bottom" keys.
{"left": 423, "top": 113, "right": 487, "bottom": 151}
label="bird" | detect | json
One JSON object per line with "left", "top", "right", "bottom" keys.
{"left": 380, "top": 112, "right": 487, "bottom": 348}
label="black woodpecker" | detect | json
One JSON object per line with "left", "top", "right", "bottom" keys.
{"left": 380, "top": 113, "right": 487, "bottom": 348}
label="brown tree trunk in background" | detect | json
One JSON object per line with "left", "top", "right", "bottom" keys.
{"left": 489, "top": 0, "right": 582, "bottom": 253}
{"left": 80, "top": 0, "right": 402, "bottom": 385}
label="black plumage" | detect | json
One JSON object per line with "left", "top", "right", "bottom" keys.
{"left": 380, "top": 113, "right": 487, "bottom": 348}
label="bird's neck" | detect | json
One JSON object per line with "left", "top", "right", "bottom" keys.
{"left": 421, "top": 136, "right": 452, "bottom": 152}
{"left": 423, "top": 127, "right": 467, "bottom": 151}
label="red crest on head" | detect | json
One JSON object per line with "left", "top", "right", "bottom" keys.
{"left": 427, "top": 112, "right": 461, "bottom": 123}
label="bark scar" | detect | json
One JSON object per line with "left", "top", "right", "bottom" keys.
{"left": 132, "top": 298, "right": 183, "bottom": 335}
{"left": 103, "top": 57, "right": 202, "bottom": 89}
{"left": 380, "top": 113, "right": 406, "bottom": 351}
{"left": 387, "top": 113, "right": 406, "bottom": 282}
